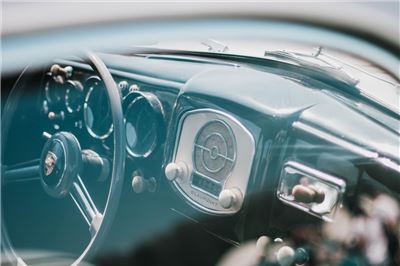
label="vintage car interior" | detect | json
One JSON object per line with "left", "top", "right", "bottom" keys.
{"left": 1, "top": 2, "right": 399, "bottom": 266}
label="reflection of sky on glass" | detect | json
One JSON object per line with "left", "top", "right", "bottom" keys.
{"left": 1, "top": 2, "right": 398, "bottom": 264}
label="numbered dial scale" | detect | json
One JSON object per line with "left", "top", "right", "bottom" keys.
{"left": 166, "top": 109, "right": 255, "bottom": 215}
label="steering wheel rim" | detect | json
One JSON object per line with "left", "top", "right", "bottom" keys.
{"left": 75, "top": 51, "right": 126, "bottom": 264}
{"left": 1, "top": 51, "right": 126, "bottom": 265}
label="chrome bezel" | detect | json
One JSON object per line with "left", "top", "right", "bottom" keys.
{"left": 65, "top": 80, "right": 84, "bottom": 113}
{"left": 124, "top": 94, "right": 159, "bottom": 158}
{"left": 170, "top": 108, "right": 255, "bottom": 215}
{"left": 277, "top": 161, "right": 346, "bottom": 222}
{"left": 83, "top": 76, "right": 114, "bottom": 140}
{"left": 44, "top": 73, "right": 64, "bottom": 106}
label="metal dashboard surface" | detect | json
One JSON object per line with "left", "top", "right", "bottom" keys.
{"left": 171, "top": 109, "right": 255, "bottom": 215}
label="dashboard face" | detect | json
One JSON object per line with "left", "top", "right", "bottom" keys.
{"left": 2, "top": 47, "right": 399, "bottom": 266}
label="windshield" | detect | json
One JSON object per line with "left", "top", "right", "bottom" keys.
{"left": 147, "top": 39, "right": 399, "bottom": 114}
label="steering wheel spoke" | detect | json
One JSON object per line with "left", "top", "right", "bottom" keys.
{"left": 70, "top": 175, "right": 103, "bottom": 237}
{"left": 2, "top": 159, "right": 41, "bottom": 185}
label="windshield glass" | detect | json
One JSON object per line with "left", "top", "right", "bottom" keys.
{"left": 148, "top": 39, "right": 399, "bottom": 114}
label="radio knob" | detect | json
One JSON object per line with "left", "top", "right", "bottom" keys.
{"left": 165, "top": 162, "right": 189, "bottom": 182}
{"left": 218, "top": 188, "right": 243, "bottom": 209}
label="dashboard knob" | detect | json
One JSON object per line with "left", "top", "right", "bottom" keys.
{"left": 50, "top": 64, "right": 73, "bottom": 78}
{"left": 118, "top": 80, "right": 130, "bottom": 95}
{"left": 48, "top": 111, "right": 65, "bottom": 121}
{"left": 256, "top": 235, "right": 270, "bottom": 257}
{"left": 218, "top": 188, "right": 243, "bottom": 209}
{"left": 132, "top": 175, "right": 156, "bottom": 193}
{"left": 132, "top": 175, "right": 145, "bottom": 193}
{"left": 293, "top": 248, "right": 309, "bottom": 265}
{"left": 165, "top": 162, "right": 188, "bottom": 181}
{"left": 276, "top": 246, "right": 295, "bottom": 266}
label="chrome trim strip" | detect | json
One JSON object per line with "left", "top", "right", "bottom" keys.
{"left": 292, "top": 121, "right": 379, "bottom": 159}
{"left": 284, "top": 161, "right": 346, "bottom": 188}
{"left": 293, "top": 121, "right": 400, "bottom": 174}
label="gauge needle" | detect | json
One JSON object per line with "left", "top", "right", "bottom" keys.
{"left": 141, "top": 127, "right": 153, "bottom": 144}
{"left": 194, "top": 144, "right": 234, "bottom": 162}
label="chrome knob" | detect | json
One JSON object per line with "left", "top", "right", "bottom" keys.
{"left": 256, "top": 235, "right": 270, "bottom": 258}
{"left": 118, "top": 80, "right": 130, "bottom": 95}
{"left": 50, "top": 64, "right": 73, "bottom": 78}
{"left": 276, "top": 246, "right": 295, "bottom": 266}
{"left": 218, "top": 188, "right": 243, "bottom": 209}
{"left": 165, "top": 162, "right": 188, "bottom": 181}
{"left": 132, "top": 175, "right": 156, "bottom": 193}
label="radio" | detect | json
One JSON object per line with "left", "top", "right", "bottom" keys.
{"left": 165, "top": 109, "right": 255, "bottom": 215}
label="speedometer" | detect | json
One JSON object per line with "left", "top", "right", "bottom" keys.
{"left": 83, "top": 76, "right": 113, "bottom": 139}
{"left": 123, "top": 91, "right": 164, "bottom": 158}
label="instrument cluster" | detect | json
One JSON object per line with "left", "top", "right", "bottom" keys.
{"left": 42, "top": 64, "right": 165, "bottom": 160}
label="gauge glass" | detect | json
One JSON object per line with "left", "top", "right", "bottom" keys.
{"left": 44, "top": 74, "right": 65, "bottom": 106}
{"left": 65, "top": 80, "right": 84, "bottom": 113}
{"left": 83, "top": 77, "right": 113, "bottom": 139}
{"left": 125, "top": 95, "right": 159, "bottom": 157}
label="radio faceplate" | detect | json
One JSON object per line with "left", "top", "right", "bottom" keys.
{"left": 167, "top": 109, "right": 255, "bottom": 215}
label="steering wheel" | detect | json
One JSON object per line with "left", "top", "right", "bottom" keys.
{"left": 1, "top": 52, "right": 126, "bottom": 265}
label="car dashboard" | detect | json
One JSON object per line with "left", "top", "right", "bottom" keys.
{"left": 3, "top": 49, "right": 399, "bottom": 259}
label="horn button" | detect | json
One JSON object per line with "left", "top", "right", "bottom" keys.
{"left": 40, "top": 132, "right": 82, "bottom": 198}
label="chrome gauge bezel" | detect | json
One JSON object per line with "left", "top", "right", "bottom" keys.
{"left": 123, "top": 91, "right": 165, "bottom": 158}
{"left": 83, "top": 76, "right": 114, "bottom": 140}
{"left": 44, "top": 73, "right": 64, "bottom": 106}
{"left": 65, "top": 80, "right": 84, "bottom": 113}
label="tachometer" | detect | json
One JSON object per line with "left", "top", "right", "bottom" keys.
{"left": 83, "top": 76, "right": 113, "bottom": 139}
{"left": 123, "top": 91, "right": 164, "bottom": 158}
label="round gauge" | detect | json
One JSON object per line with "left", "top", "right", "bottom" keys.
{"left": 44, "top": 73, "right": 65, "bottom": 106}
{"left": 83, "top": 76, "right": 113, "bottom": 139}
{"left": 193, "top": 120, "right": 236, "bottom": 182}
{"left": 123, "top": 92, "right": 164, "bottom": 158}
{"left": 65, "top": 80, "right": 84, "bottom": 113}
